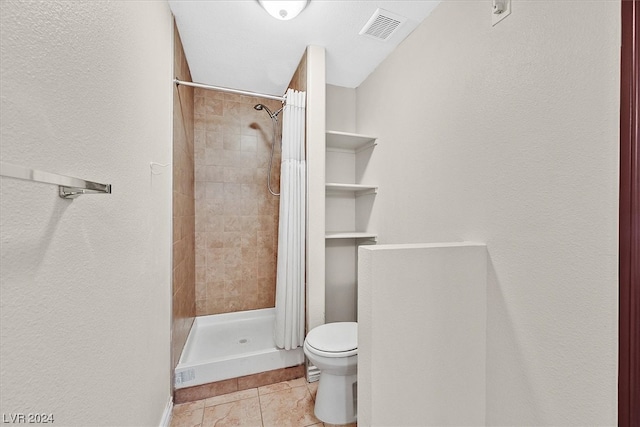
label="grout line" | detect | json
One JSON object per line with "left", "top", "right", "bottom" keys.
{"left": 258, "top": 383, "right": 308, "bottom": 396}
{"left": 203, "top": 388, "right": 259, "bottom": 408}
{"left": 258, "top": 388, "right": 265, "bottom": 427}
{"left": 198, "top": 401, "right": 205, "bottom": 426}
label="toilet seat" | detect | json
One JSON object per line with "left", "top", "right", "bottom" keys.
{"left": 305, "top": 322, "right": 357, "bottom": 358}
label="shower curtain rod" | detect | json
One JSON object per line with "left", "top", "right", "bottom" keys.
{"left": 173, "top": 78, "right": 286, "bottom": 102}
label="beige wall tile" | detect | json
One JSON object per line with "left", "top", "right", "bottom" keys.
{"left": 194, "top": 89, "right": 281, "bottom": 315}
{"left": 205, "top": 182, "right": 223, "bottom": 199}
{"left": 205, "top": 97, "right": 224, "bottom": 117}
{"left": 224, "top": 280, "right": 242, "bottom": 298}
{"left": 206, "top": 166, "right": 224, "bottom": 182}
{"left": 206, "top": 281, "right": 224, "bottom": 300}
{"left": 241, "top": 135, "right": 257, "bottom": 152}
{"left": 172, "top": 22, "right": 196, "bottom": 376}
{"left": 205, "top": 131, "right": 223, "bottom": 150}
{"left": 223, "top": 133, "right": 241, "bottom": 151}
{"left": 195, "top": 281, "right": 207, "bottom": 301}
{"left": 205, "top": 115, "right": 224, "bottom": 133}
{"left": 206, "top": 297, "right": 225, "bottom": 314}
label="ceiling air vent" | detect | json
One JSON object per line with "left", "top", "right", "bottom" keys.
{"left": 359, "top": 8, "right": 407, "bottom": 42}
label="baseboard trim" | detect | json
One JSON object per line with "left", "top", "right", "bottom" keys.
{"left": 174, "top": 364, "right": 305, "bottom": 404}
{"left": 159, "top": 396, "right": 173, "bottom": 427}
{"left": 306, "top": 362, "right": 320, "bottom": 383}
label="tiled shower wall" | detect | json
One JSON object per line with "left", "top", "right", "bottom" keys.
{"left": 194, "top": 89, "right": 282, "bottom": 316}
{"left": 172, "top": 24, "right": 196, "bottom": 372}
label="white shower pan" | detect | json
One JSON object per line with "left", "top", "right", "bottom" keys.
{"left": 174, "top": 308, "right": 304, "bottom": 389}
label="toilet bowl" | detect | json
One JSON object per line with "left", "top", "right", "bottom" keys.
{"left": 303, "top": 322, "right": 357, "bottom": 425}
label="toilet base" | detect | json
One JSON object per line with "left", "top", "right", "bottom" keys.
{"left": 314, "top": 371, "right": 357, "bottom": 425}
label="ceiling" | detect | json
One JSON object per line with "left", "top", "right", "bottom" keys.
{"left": 169, "top": 1, "right": 441, "bottom": 97}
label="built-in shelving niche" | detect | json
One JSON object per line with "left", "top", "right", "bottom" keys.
{"left": 325, "top": 130, "right": 378, "bottom": 241}
{"left": 324, "top": 130, "right": 377, "bottom": 323}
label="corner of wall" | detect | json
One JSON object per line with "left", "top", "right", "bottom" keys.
{"left": 302, "top": 45, "right": 327, "bottom": 332}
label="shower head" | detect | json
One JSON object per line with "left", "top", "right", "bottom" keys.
{"left": 254, "top": 103, "right": 282, "bottom": 120}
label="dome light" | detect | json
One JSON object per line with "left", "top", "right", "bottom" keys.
{"left": 258, "top": 0, "right": 309, "bottom": 21}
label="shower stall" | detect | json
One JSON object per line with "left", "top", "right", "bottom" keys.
{"left": 172, "top": 82, "right": 305, "bottom": 397}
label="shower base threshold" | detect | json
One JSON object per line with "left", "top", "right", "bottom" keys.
{"left": 175, "top": 308, "right": 304, "bottom": 389}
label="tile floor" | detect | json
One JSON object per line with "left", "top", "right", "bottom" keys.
{"left": 170, "top": 378, "right": 357, "bottom": 427}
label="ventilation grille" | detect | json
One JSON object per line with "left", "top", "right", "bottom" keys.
{"left": 359, "top": 8, "right": 407, "bottom": 41}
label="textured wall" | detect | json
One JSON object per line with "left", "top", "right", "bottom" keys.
{"left": 172, "top": 24, "right": 196, "bottom": 376}
{"left": 194, "top": 89, "right": 282, "bottom": 315}
{"left": 356, "top": 1, "right": 619, "bottom": 424}
{"left": 359, "top": 243, "right": 487, "bottom": 426}
{"left": 0, "top": 1, "right": 173, "bottom": 425}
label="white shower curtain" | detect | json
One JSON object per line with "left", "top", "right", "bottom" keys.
{"left": 274, "top": 89, "right": 306, "bottom": 350}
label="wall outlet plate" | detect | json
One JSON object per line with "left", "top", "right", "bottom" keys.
{"left": 492, "top": 0, "right": 511, "bottom": 26}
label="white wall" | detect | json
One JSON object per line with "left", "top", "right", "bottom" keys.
{"left": 326, "top": 84, "right": 356, "bottom": 133}
{"left": 0, "top": 1, "right": 173, "bottom": 425}
{"left": 306, "top": 46, "right": 327, "bottom": 332}
{"left": 356, "top": 0, "right": 619, "bottom": 425}
{"left": 359, "top": 243, "right": 487, "bottom": 426}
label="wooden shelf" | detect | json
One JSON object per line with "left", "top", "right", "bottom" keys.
{"left": 326, "top": 131, "right": 377, "bottom": 152}
{"left": 325, "top": 183, "right": 377, "bottom": 196}
{"left": 325, "top": 232, "right": 378, "bottom": 241}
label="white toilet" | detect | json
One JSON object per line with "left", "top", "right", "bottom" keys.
{"left": 303, "top": 322, "right": 357, "bottom": 425}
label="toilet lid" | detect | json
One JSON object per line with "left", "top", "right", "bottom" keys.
{"left": 306, "top": 322, "right": 357, "bottom": 353}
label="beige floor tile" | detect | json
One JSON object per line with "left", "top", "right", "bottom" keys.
{"left": 205, "top": 388, "right": 259, "bottom": 407}
{"left": 174, "top": 400, "right": 205, "bottom": 415}
{"left": 259, "top": 385, "right": 320, "bottom": 427}
{"left": 202, "top": 397, "right": 262, "bottom": 427}
{"left": 258, "top": 377, "right": 307, "bottom": 395}
{"left": 170, "top": 406, "right": 204, "bottom": 427}
{"left": 306, "top": 381, "right": 318, "bottom": 401}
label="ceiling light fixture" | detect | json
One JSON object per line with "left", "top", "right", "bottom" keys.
{"left": 258, "top": 0, "right": 309, "bottom": 21}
